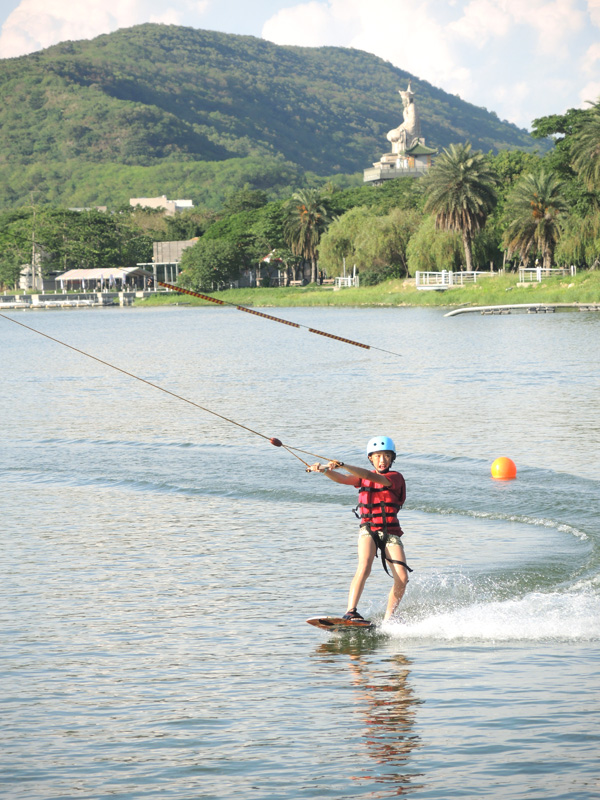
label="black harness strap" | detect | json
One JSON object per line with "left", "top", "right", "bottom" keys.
{"left": 367, "top": 527, "right": 414, "bottom": 576}
{"left": 357, "top": 502, "right": 402, "bottom": 511}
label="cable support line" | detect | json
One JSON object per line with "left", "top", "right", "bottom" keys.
{"left": 158, "top": 281, "right": 403, "bottom": 357}
{"left": 158, "top": 283, "right": 300, "bottom": 328}
{"left": 307, "top": 327, "right": 369, "bottom": 349}
{"left": 0, "top": 312, "right": 335, "bottom": 469}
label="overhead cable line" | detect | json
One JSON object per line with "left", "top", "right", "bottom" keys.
{"left": 158, "top": 281, "right": 403, "bottom": 357}
{"left": 0, "top": 312, "right": 335, "bottom": 470}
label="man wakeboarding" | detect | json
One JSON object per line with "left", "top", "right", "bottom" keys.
{"left": 308, "top": 436, "right": 411, "bottom": 626}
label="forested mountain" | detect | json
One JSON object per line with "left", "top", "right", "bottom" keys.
{"left": 0, "top": 23, "right": 545, "bottom": 210}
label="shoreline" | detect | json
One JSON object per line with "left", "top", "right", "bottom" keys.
{"left": 0, "top": 290, "right": 147, "bottom": 310}
{"left": 139, "top": 271, "right": 600, "bottom": 310}
{"left": 3, "top": 271, "right": 599, "bottom": 311}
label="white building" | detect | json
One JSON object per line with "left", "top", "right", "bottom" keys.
{"left": 129, "top": 196, "right": 194, "bottom": 216}
{"left": 136, "top": 238, "right": 200, "bottom": 286}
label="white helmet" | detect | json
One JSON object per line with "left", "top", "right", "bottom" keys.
{"left": 366, "top": 436, "right": 396, "bottom": 457}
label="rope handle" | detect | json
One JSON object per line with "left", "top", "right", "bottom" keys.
{"left": 304, "top": 459, "right": 345, "bottom": 473}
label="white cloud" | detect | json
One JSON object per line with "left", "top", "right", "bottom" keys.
{"left": 262, "top": 0, "right": 596, "bottom": 129}
{"left": 263, "top": 0, "right": 473, "bottom": 98}
{"left": 587, "top": 0, "right": 600, "bottom": 26}
{"left": 0, "top": 0, "right": 209, "bottom": 58}
{"left": 580, "top": 81, "right": 600, "bottom": 105}
{"left": 449, "top": 0, "right": 512, "bottom": 45}
{"left": 261, "top": 1, "right": 350, "bottom": 46}
{"left": 450, "top": 0, "right": 584, "bottom": 56}
{"left": 350, "top": 0, "right": 472, "bottom": 93}
{"left": 529, "top": 0, "right": 585, "bottom": 55}
{"left": 582, "top": 41, "right": 600, "bottom": 73}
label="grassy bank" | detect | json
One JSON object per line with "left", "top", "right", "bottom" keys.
{"left": 139, "top": 270, "right": 600, "bottom": 309}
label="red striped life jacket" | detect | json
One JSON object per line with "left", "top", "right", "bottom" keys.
{"left": 356, "top": 471, "right": 406, "bottom": 534}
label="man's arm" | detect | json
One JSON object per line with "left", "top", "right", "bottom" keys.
{"left": 340, "top": 463, "right": 392, "bottom": 487}
{"left": 308, "top": 461, "right": 358, "bottom": 485}
{"left": 308, "top": 461, "right": 392, "bottom": 487}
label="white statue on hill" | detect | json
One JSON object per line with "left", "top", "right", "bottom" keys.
{"left": 386, "top": 83, "right": 421, "bottom": 155}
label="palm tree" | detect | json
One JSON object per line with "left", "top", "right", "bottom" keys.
{"left": 503, "top": 171, "right": 567, "bottom": 269}
{"left": 422, "top": 142, "right": 498, "bottom": 272}
{"left": 570, "top": 100, "right": 600, "bottom": 191}
{"left": 283, "top": 189, "right": 331, "bottom": 283}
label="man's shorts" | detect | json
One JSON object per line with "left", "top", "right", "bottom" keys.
{"left": 359, "top": 525, "right": 404, "bottom": 548}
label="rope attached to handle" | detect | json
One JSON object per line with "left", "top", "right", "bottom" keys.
{"left": 0, "top": 312, "right": 339, "bottom": 469}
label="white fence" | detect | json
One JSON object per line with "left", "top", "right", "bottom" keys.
{"left": 334, "top": 276, "right": 360, "bottom": 288}
{"left": 518, "top": 266, "right": 577, "bottom": 283}
{"left": 415, "top": 271, "right": 494, "bottom": 290}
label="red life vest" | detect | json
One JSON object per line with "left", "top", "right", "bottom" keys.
{"left": 356, "top": 471, "right": 406, "bottom": 534}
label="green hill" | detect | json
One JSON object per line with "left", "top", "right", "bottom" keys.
{"left": 0, "top": 23, "right": 546, "bottom": 209}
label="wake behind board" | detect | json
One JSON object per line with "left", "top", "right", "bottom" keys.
{"left": 306, "top": 616, "right": 375, "bottom": 632}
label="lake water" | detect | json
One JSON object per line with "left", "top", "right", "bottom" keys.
{"left": 1, "top": 304, "right": 599, "bottom": 800}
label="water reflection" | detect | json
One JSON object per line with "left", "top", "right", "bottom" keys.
{"left": 314, "top": 639, "right": 424, "bottom": 796}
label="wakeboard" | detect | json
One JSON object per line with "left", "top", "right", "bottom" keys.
{"left": 306, "top": 616, "right": 375, "bottom": 632}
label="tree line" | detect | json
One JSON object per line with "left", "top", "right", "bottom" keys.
{"left": 169, "top": 101, "right": 600, "bottom": 291}
{"left": 1, "top": 101, "right": 599, "bottom": 293}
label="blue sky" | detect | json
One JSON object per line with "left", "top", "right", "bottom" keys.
{"left": 0, "top": 0, "right": 599, "bottom": 131}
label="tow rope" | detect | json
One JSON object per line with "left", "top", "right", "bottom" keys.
{"left": 0, "top": 312, "right": 336, "bottom": 470}
{"left": 158, "top": 282, "right": 403, "bottom": 357}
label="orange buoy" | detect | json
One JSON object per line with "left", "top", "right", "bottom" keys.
{"left": 491, "top": 457, "right": 517, "bottom": 480}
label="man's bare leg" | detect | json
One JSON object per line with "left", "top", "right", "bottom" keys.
{"left": 347, "top": 534, "right": 376, "bottom": 613}
{"left": 384, "top": 542, "right": 408, "bottom": 620}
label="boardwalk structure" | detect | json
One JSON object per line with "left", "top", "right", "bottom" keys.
{"left": 445, "top": 304, "right": 600, "bottom": 316}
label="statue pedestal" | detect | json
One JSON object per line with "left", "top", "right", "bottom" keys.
{"left": 376, "top": 153, "right": 397, "bottom": 166}
{"left": 372, "top": 152, "right": 410, "bottom": 170}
